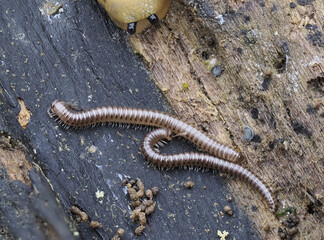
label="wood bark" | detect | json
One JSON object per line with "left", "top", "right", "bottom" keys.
{"left": 130, "top": 0, "right": 324, "bottom": 239}
{"left": 0, "top": 0, "right": 323, "bottom": 239}
{"left": 0, "top": 0, "right": 269, "bottom": 239}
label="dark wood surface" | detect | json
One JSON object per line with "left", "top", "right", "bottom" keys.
{"left": 0, "top": 1, "right": 260, "bottom": 239}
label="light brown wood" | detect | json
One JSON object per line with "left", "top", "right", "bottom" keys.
{"left": 129, "top": 0, "right": 324, "bottom": 239}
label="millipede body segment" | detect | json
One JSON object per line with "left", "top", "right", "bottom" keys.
{"left": 49, "top": 100, "right": 276, "bottom": 212}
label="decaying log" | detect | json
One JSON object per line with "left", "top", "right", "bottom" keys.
{"left": 0, "top": 0, "right": 323, "bottom": 239}
{"left": 130, "top": 0, "right": 324, "bottom": 239}
{"left": 0, "top": 0, "right": 264, "bottom": 239}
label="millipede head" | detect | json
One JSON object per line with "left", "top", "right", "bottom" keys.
{"left": 50, "top": 99, "right": 65, "bottom": 116}
{"left": 48, "top": 99, "right": 61, "bottom": 117}
{"left": 47, "top": 106, "right": 54, "bottom": 118}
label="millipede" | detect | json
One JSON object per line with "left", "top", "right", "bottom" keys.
{"left": 49, "top": 100, "right": 242, "bottom": 163}
{"left": 49, "top": 100, "right": 276, "bottom": 212}
{"left": 142, "top": 128, "right": 276, "bottom": 212}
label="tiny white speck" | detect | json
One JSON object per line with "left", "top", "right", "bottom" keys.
{"left": 106, "top": 179, "right": 111, "bottom": 187}
{"left": 122, "top": 186, "right": 128, "bottom": 195}
{"left": 95, "top": 190, "right": 105, "bottom": 199}
{"left": 216, "top": 14, "right": 225, "bottom": 25}
{"left": 96, "top": 165, "right": 103, "bottom": 170}
{"left": 87, "top": 145, "right": 97, "bottom": 153}
{"left": 117, "top": 173, "right": 123, "bottom": 180}
{"left": 217, "top": 230, "right": 229, "bottom": 240}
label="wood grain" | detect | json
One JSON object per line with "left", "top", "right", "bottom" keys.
{"left": 130, "top": 0, "right": 324, "bottom": 239}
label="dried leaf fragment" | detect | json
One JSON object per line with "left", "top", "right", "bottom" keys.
{"left": 18, "top": 98, "right": 32, "bottom": 129}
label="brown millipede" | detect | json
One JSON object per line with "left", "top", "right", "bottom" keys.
{"left": 142, "top": 128, "right": 276, "bottom": 212}
{"left": 49, "top": 100, "right": 275, "bottom": 212}
{"left": 49, "top": 100, "right": 242, "bottom": 163}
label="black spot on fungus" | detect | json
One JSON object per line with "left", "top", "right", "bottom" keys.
{"left": 290, "top": 120, "right": 312, "bottom": 138}
{"left": 289, "top": 2, "right": 297, "bottom": 8}
{"left": 320, "top": 112, "right": 324, "bottom": 118}
{"left": 147, "top": 14, "right": 159, "bottom": 25}
{"left": 250, "top": 108, "right": 259, "bottom": 119}
{"left": 296, "top": 0, "right": 315, "bottom": 6}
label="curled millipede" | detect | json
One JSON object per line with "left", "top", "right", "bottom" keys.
{"left": 49, "top": 100, "right": 276, "bottom": 212}
{"left": 142, "top": 128, "right": 276, "bottom": 212}
{"left": 49, "top": 100, "right": 242, "bottom": 163}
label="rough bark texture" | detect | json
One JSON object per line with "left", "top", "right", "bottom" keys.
{"left": 130, "top": 0, "right": 324, "bottom": 239}
{"left": 0, "top": 0, "right": 274, "bottom": 240}
{"left": 1, "top": 0, "right": 323, "bottom": 239}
